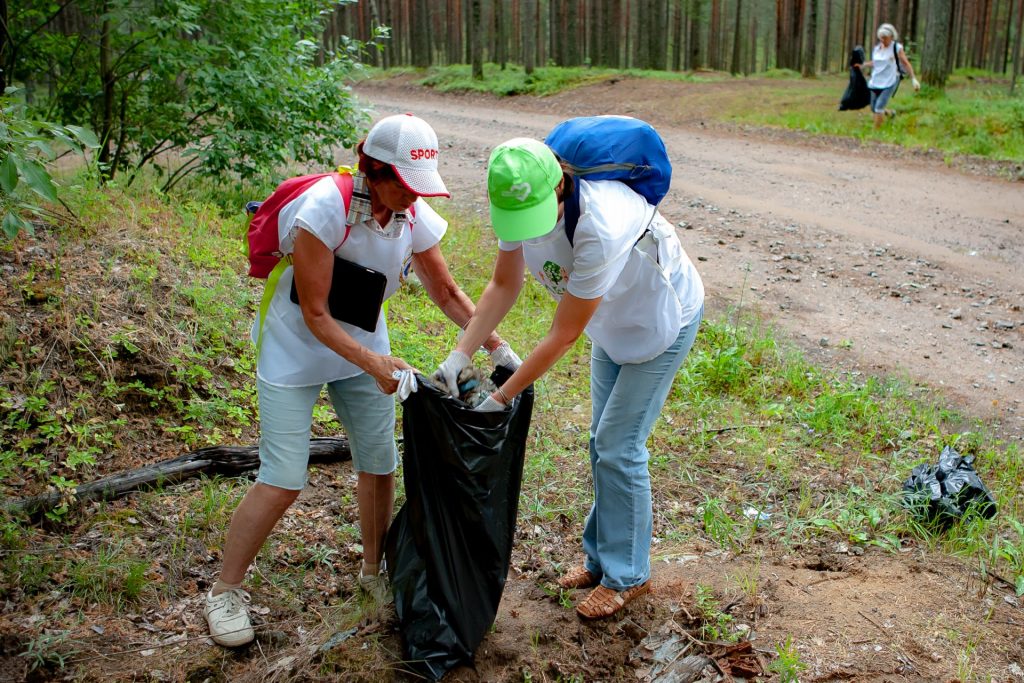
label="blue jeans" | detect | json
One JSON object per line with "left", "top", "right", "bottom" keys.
{"left": 870, "top": 82, "right": 898, "bottom": 113}
{"left": 582, "top": 307, "right": 703, "bottom": 590}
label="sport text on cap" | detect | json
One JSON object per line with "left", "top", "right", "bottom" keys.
{"left": 363, "top": 114, "right": 450, "bottom": 197}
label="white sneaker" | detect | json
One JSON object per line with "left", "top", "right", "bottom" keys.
{"left": 358, "top": 570, "right": 393, "bottom": 604}
{"left": 203, "top": 588, "right": 254, "bottom": 647}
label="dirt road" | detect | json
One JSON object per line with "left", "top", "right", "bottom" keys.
{"left": 357, "top": 77, "right": 1024, "bottom": 438}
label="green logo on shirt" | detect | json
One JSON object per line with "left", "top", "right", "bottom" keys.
{"left": 539, "top": 260, "right": 568, "bottom": 296}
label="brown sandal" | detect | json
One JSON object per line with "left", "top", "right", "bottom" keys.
{"left": 557, "top": 566, "right": 599, "bottom": 590}
{"left": 575, "top": 580, "right": 651, "bottom": 620}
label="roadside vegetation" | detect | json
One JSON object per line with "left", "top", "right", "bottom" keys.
{"left": 411, "top": 63, "right": 724, "bottom": 96}
{"left": 399, "top": 64, "right": 1024, "bottom": 167}
{"left": 0, "top": 168, "right": 1020, "bottom": 679}
{"left": 722, "top": 70, "right": 1024, "bottom": 164}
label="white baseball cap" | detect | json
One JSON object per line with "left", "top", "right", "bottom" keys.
{"left": 363, "top": 114, "right": 450, "bottom": 197}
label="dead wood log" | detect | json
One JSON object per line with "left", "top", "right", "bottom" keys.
{"left": 7, "top": 437, "right": 351, "bottom": 517}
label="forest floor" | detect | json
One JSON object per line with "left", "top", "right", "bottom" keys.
{"left": 2, "top": 73, "right": 1024, "bottom": 683}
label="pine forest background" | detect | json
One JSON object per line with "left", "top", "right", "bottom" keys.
{"left": 1, "top": 0, "right": 1021, "bottom": 209}
{"left": 6, "top": 0, "right": 1024, "bottom": 97}
{"left": 324, "top": 0, "right": 1024, "bottom": 86}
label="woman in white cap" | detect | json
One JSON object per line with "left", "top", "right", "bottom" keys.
{"left": 203, "top": 114, "right": 517, "bottom": 647}
{"left": 856, "top": 23, "right": 921, "bottom": 128}
{"left": 435, "top": 137, "right": 704, "bottom": 620}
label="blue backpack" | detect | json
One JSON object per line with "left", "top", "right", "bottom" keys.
{"left": 544, "top": 116, "right": 672, "bottom": 245}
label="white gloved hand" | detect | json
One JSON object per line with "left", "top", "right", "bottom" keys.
{"left": 474, "top": 395, "right": 505, "bottom": 412}
{"left": 393, "top": 369, "right": 418, "bottom": 401}
{"left": 433, "top": 350, "right": 471, "bottom": 397}
{"left": 912, "top": 77, "right": 921, "bottom": 91}
{"left": 489, "top": 341, "right": 522, "bottom": 371}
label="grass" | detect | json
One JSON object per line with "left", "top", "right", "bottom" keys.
{"left": 0, "top": 172, "right": 1022, "bottom": 678}
{"left": 373, "top": 62, "right": 724, "bottom": 97}
{"left": 768, "top": 635, "right": 809, "bottom": 682}
{"left": 716, "top": 70, "right": 1024, "bottom": 165}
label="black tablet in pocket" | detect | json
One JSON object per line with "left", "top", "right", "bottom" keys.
{"left": 289, "top": 256, "right": 387, "bottom": 333}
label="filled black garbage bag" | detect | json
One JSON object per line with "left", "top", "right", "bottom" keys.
{"left": 839, "top": 46, "right": 871, "bottom": 111}
{"left": 902, "top": 446, "right": 997, "bottom": 527}
{"left": 385, "top": 368, "right": 533, "bottom": 681}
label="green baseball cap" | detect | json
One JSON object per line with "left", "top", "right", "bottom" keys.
{"left": 487, "top": 138, "right": 563, "bottom": 241}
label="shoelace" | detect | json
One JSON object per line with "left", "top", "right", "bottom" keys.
{"left": 219, "top": 589, "right": 251, "bottom": 616}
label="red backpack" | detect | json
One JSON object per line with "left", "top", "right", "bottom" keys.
{"left": 243, "top": 169, "right": 417, "bottom": 355}
{"left": 244, "top": 170, "right": 353, "bottom": 356}
{"left": 246, "top": 171, "right": 355, "bottom": 278}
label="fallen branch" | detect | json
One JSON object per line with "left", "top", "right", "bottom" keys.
{"left": 6, "top": 437, "right": 351, "bottom": 517}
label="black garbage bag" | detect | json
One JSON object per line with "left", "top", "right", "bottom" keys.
{"left": 385, "top": 368, "right": 533, "bottom": 681}
{"left": 902, "top": 446, "right": 997, "bottom": 527}
{"left": 839, "top": 46, "right": 870, "bottom": 111}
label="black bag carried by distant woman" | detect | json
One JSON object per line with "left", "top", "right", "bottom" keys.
{"left": 839, "top": 46, "right": 871, "bottom": 111}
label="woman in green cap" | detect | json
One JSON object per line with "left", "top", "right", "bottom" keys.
{"left": 434, "top": 135, "right": 704, "bottom": 620}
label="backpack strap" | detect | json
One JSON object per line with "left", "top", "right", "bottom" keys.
{"left": 562, "top": 164, "right": 652, "bottom": 246}
{"left": 255, "top": 256, "right": 291, "bottom": 359}
{"left": 255, "top": 172, "right": 355, "bottom": 359}
{"left": 563, "top": 180, "right": 583, "bottom": 246}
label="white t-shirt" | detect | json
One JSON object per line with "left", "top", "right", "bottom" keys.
{"left": 869, "top": 42, "right": 903, "bottom": 90}
{"left": 499, "top": 179, "right": 704, "bottom": 364}
{"left": 255, "top": 175, "right": 447, "bottom": 386}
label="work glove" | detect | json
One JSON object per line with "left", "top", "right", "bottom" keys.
{"left": 911, "top": 77, "right": 921, "bottom": 91}
{"left": 433, "top": 350, "right": 471, "bottom": 398}
{"left": 474, "top": 395, "right": 505, "bottom": 412}
{"left": 393, "top": 370, "right": 418, "bottom": 402}
{"left": 489, "top": 341, "right": 522, "bottom": 371}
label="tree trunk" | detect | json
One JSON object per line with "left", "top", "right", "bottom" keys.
{"left": 7, "top": 438, "right": 352, "bottom": 518}
{"left": 552, "top": 0, "right": 561, "bottom": 65}
{"left": 538, "top": 0, "right": 546, "bottom": 65}
{"left": 446, "top": 0, "right": 458, "bottom": 63}
{"left": 495, "top": 0, "right": 506, "bottom": 69}
{"left": 998, "top": 0, "right": 1014, "bottom": 72}
{"left": 718, "top": 0, "right": 729, "bottom": 68}
{"left": 610, "top": 0, "right": 623, "bottom": 67}
{"left": 690, "top": 0, "right": 704, "bottom": 68}
{"left": 656, "top": 0, "right": 671, "bottom": 70}
{"left": 462, "top": 0, "right": 470, "bottom": 62}
{"left": 730, "top": 0, "right": 743, "bottom": 73}
{"left": 972, "top": 0, "right": 989, "bottom": 68}
{"left": 950, "top": 0, "right": 964, "bottom": 70}
{"left": 471, "top": 0, "right": 483, "bottom": 78}
{"left": 802, "top": 0, "right": 817, "bottom": 76}
{"left": 709, "top": 0, "right": 721, "bottom": 69}
{"left": 921, "top": 0, "right": 954, "bottom": 87}
{"left": 411, "top": 0, "right": 430, "bottom": 66}
{"left": 820, "top": 0, "right": 832, "bottom": 72}
{"left": 618, "top": 0, "right": 626, "bottom": 67}
{"left": 429, "top": 0, "right": 443, "bottom": 64}
{"left": 1012, "top": 0, "right": 1024, "bottom": 92}
{"left": 523, "top": 0, "right": 536, "bottom": 74}
{"left": 673, "top": 0, "right": 685, "bottom": 69}
{"left": 858, "top": 0, "right": 869, "bottom": 49}
{"left": 750, "top": 15, "right": 758, "bottom": 72}
{"left": 566, "top": 0, "right": 580, "bottom": 65}
{"left": 777, "top": 0, "right": 806, "bottom": 70}
{"left": 0, "top": 0, "right": 7, "bottom": 92}
{"left": 97, "top": 5, "right": 115, "bottom": 180}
